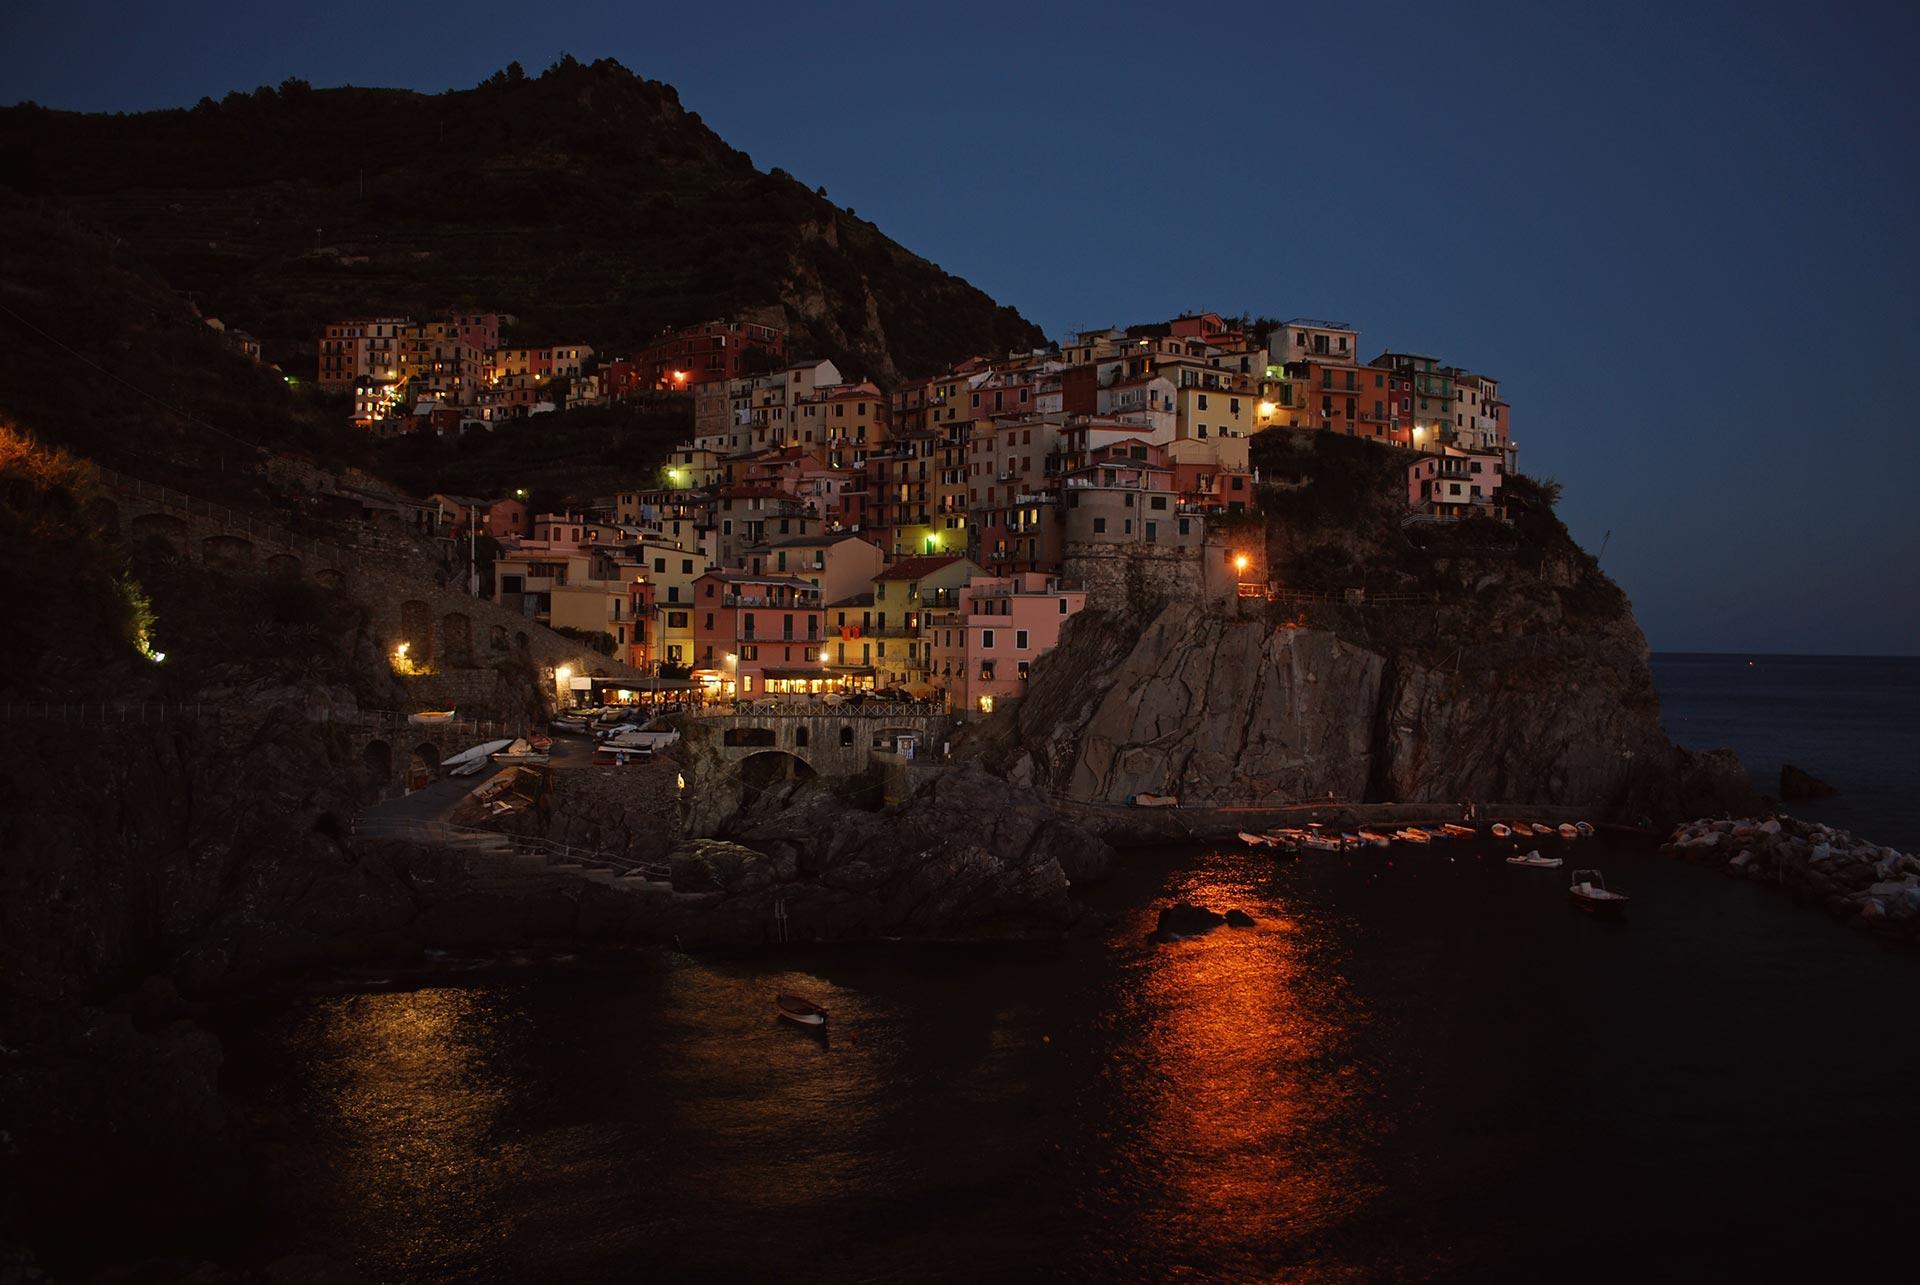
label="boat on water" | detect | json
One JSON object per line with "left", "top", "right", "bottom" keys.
{"left": 1238, "top": 831, "right": 1275, "bottom": 848}
{"left": 1356, "top": 829, "right": 1393, "bottom": 847}
{"left": 1130, "top": 793, "right": 1180, "bottom": 808}
{"left": 1300, "top": 833, "right": 1344, "bottom": 852}
{"left": 1569, "top": 869, "right": 1630, "bottom": 913}
{"left": 1440, "top": 823, "right": 1477, "bottom": 838}
{"left": 776, "top": 994, "right": 829, "bottom": 1026}
{"left": 1506, "top": 849, "right": 1564, "bottom": 869}
{"left": 1490, "top": 823, "right": 1513, "bottom": 839}
{"left": 1339, "top": 832, "right": 1365, "bottom": 847}
{"left": 1509, "top": 822, "right": 1535, "bottom": 837}
{"left": 1575, "top": 820, "right": 1596, "bottom": 837}
{"left": 1396, "top": 828, "right": 1434, "bottom": 844}
{"left": 528, "top": 734, "right": 554, "bottom": 753}
{"left": 1557, "top": 822, "right": 1580, "bottom": 840}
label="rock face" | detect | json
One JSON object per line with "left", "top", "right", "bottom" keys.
{"left": 1150, "top": 902, "right": 1229, "bottom": 941}
{"left": 1005, "top": 604, "right": 1757, "bottom": 823}
{"left": 1665, "top": 816, "right": 1919, "bottom": 937}
{"left": 680, "top": 763, "right": 1114, "bottom": 944}
{"left": 1780, "top": 764, "right": 1839, "bottom": 800}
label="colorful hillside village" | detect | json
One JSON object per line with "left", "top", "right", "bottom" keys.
{"left": 323, "top": 310, "right": 1515, "bottom": 712}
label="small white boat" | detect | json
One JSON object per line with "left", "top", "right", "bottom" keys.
{"left": 1510, "top": 822, "right": 1535, "bottom": 837}
{"left": 1574, "top": 821, "right": 1596, "bottom": 837}
{"left": 1300, "top": 833, "right": 1343, "bottom": 852}
{"left": 1557, "top": 823, "right": 1580, "bottom": 840}
{"left": 1238, "top": 831, "right": 1273, "bottom": 848}
{"left": 1131, "top": 793, "right": 1180, "bottom": 809}
{"left": 1490, "top": 823, "right": 1513, "bottom": 839}
{"left": 407, "top": 709, "right": 457, "bottom": 725}
{"left": 1440, "top": 823, "right": 1477, "bottom": 838}
{"left": 490, "top": 737, "right": 551, "bottom": 765}
{"left": 1569, "top": 869, "right": 1630, "bottom": 913}
{"left": 1396, "top": 828, "right": 1433, "bottom": 844}
{"left": 776, "top": 994, "right": 828, "bottom": 1026}
{"left": 1339, "top": 833, "right": 1364, "bottom": 848}
{"left": 1506, "top": 849, "right": 1564, "bottom": 869}
{"left": 1356, "top": 830, "right": 1392, "bottom": 848}
{"left": 442, "top": 738, "right": 513, "bottom": 776}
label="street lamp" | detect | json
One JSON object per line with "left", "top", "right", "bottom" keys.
{"left": 1233, "top": 553, "right": 1251, "bottom": 576}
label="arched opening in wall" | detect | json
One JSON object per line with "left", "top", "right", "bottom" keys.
{"left": 490, "top": 624, "right": 509, "bottom": 653}
{"left": 362, "top": 738, "right": 392, "bottom": 784}
{"left": 514, "top": 631, "right": 530, "bottom": 656}
{"left": 129, "top": 512, "right": 187, "bottom": 556}
{"left": 412, "top": 742, "right": 442, "bottom": 773}
{"left": 439, "top": 612, "right": 473, "bottom": 667}
{"left": 86, "top": 496, "right": 119, "bottom": 538}
{"left": 265, "top": 552, "right": 301, "bottom": 579}
{"left": 314, "top": 569, "right": 344, "bottom": 590}
{"left": 400, "top": 600, "right": 433, "bottom": 666}
{"left": 723, "top": 726, "right": 777, "bottom": 748}
{"left": 839, "top": 724, "right": 855, "bottom": 747}
{"left": 794, "top": 726, "right": 810, "bottom": 749}
{"left": 738, "top": 750, "right": 816, "bottom": 806}
{"left": 202, "top": 533, "right": 254, "bottom": 569}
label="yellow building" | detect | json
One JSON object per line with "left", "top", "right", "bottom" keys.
{"left": 1173, "top": 384, "right": 1253, "bottom": 443}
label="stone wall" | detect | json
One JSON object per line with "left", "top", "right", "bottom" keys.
{"left": 1061, "top": 538, "right": 1238, "bottom": 614}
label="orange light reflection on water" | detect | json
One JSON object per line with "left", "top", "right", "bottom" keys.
{"left": 1110, "top": 863, "right": 1383, "bottom": 1266}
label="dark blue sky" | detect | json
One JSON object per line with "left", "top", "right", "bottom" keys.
{"left": 5, "top": 0, "right": 1916, "bottom": 654}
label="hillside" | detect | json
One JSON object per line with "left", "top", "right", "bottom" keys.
{"left": 0, "top": 57, "right": 1046, "bottom": 383}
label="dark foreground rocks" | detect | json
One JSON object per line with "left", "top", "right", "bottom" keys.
{"left": 1665, "top": 815, "right": 1919, "bottom": 939}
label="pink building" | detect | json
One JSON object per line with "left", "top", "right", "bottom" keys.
{"left": 928, "top": 572, "right": 1087, "bottom": 714}
{"left": 691, "top": 570, "right": 825, "bottom": 696}
{"left": 1407, "top": 449, "right": 1507, "bottom": 518}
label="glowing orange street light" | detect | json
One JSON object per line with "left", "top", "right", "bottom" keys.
{"left": 1233, "top": 553, "right": 1251, "bottom": 576}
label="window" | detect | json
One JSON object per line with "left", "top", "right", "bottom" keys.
{"left": 668, "top": 611, "right": 688, "bottom": 628}
{"left": 741, "top": 644, "right": 758, "bottom": 660}
{"left": 1178, "top": 517, "right": 1191, "bottom": 536}
{"left": 982, "top": 628, "right": 995, "bottom": 648}
{"left": 1150, "top": 495, "right": 1168, "bottom": 511}
{"left": 1093, "top": 517, "right": 1107, "bottom": 534}
{"left": 1016, "top": 629, "right": 1028, "bottom": 649}
{"left": 1145, "top": 521, "right": 1158, "bottom": 543}
{"left": 1198, "top": 393, "right": 1208, "bottom": 410}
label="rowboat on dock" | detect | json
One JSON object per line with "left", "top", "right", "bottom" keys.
{"left": 776, "top": 994, "right": 829, "bottom": 1027}
{"left": 1300, "top": 833, "right": 1344, "bottom": 852}
{"left": 1396, "top": 828, "right": 1433, "bottom": 844}
{"left": 1569, "top": 869, "right": 1630, "bottom": 914}
{"left": 1490, "top": 823, "right": 1513, "bottom": 839}
{"left": 1574, "top": 821, "right": 1596, "bottom": 837}
{"left": 1557, "top": 823, "right": 1580, "bottom": 840}
{"left": 1238, "top": 831, "right": 1275, "bottom": 848}
{"left": 1356, "top": 830, "right": 1393, "bottom": 847}
{"left": 1440, "top": 823, "right": 1477, "bottom": 838}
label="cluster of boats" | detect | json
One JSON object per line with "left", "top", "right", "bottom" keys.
{"left": 1233, "top": 818, "right": 1630, "bottom": 912}
{"left": 1236, "top": 819, "right": 1596, "bottom": 853}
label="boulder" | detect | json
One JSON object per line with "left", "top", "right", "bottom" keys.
{"left": 1224, "top": 908, "right": 1257, "bottom": 928}
{"left": 1151, "top": 902, "right": 1228, "bottom": 941}
{"left": 1780, "top": 764, "right": 1838, "bottom": 800}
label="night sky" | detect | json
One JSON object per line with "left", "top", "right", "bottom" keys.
{"left": 4, "top": 0, "right": 1915, "bottom": 655}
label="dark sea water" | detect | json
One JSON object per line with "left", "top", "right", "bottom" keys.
{"left": 1652, "top": 652, "right": 1920, "bottom": 850}
{"left": 205, "top": 655, "right": 1920, "bottom": 1282}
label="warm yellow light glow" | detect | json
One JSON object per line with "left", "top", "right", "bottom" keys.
{"left": 1258, "top": 401, "right": 1277, "bottom": 417}
{"left": 1233, "top": 554, "right": 1251, "bottom": 575}
{"left": 978, "top": 695, "right": 995, "bottom": 713}
{"left": 395, "top": 642, "right": 409, "bottom": 658}
{"left": 556, "top": 666, "right": 572, "bottom": 682}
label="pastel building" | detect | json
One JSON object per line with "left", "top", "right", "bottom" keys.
{"left": 1406, "top": 448, "right": 1507, "bottom": 518}
{"left": 928, "top": 572, "right": 1088, "bottom": 714}
{"left": 870, "top": 554, "right": 981, "bottom": 691}
{"left": 690, "top": 570, "right": 825, "bottom": 696}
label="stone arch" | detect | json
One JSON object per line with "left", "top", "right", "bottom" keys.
{"left": 411, "top": 742, "right": 442, "bottom": 774}
{"left": 794, "top": 725, "right": 810, "bottom": 749}
{"left": 490, "top": 624, "right": 509, "bottom": 653}
{"left": 400, "top": 600, "right": 433, "bottom": 664}
{"left": 314, "top": 568, "right": 344, "bottom": 590}
{"left": 439, "top": 612, "right": 473, "bottom": 667}
{"left": 738, "top": 750, "right": 816, "bottom": 797}
{"left": 129, "top": 512, "right": 187, "bottom": 555}
{"left": 362, "top": 738, "right": 393, "bottom": 783}
{"left": 86, "top": 496, "right": 120, "bottom": 538}
{"left": 723, "top": 725, "right": 777, "bottom": 748}
{"left": 839, "top": 723, "right": 855, "bottom": 747}
{"left": 265, "top": 552, "right": 302, "bottom": 579}
{"left": 202, "top": 533, "right": 254, "bottom": 569}
{"left": 514, "top": 631, "right": 530, "bottom": 656}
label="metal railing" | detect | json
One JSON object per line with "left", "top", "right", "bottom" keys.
{"left": 350, "top": 816, "right": 671, "bottom": 881}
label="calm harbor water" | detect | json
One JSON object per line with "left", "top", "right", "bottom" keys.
{"left": 207, "top": 654, "right": 1920, "bottom": 1281}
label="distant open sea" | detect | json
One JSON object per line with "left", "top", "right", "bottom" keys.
{"left": 1652, "top": 653, "right": 1920, "bottom": 851}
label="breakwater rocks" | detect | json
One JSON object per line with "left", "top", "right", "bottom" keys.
{"left": 1665, "top": 816, "right": 1920, "bottom": 937}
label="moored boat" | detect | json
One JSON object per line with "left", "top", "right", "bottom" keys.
{"left": 1440, "top": 823, "right": 1477, "bottom": 838}
{"left": 1397, "top": 827, "right": 1433, "bottom": 844}
{"left": 1238, "top": 831, "right": 1273, "bottom": 848}
{"left": 490, "top": 737, "right": 550, "bottom": 765}
{"left": 1569, "top": 869, "right": 1630, "bottom": 913}
{"left": 1300, "top": 833, "right": 1343, "bottom": 852}
{"left": 1506, "top": 849, "right": 1564, "bottom": 869}
{"left": 1510, "top": 822, "right": 1535, "bottom": 837}
{"left": 776, "top": 994, "right": 829, "bottom": 1026}
{"left": 1490, "top": 823, "right": 1513, "bottom": 839}
{"left": 1574, "top": 821, "right": 1596, "bottom": 837}
{"left": 1557, "top": 823, "right": 1580, "bottom": 840}
{"left": 1356, "top": 829, "right": 1392, "bottom": 847}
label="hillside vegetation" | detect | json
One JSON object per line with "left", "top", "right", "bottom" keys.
{"left": 0, "top": 57, "right": 1045, "bottom": 382}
